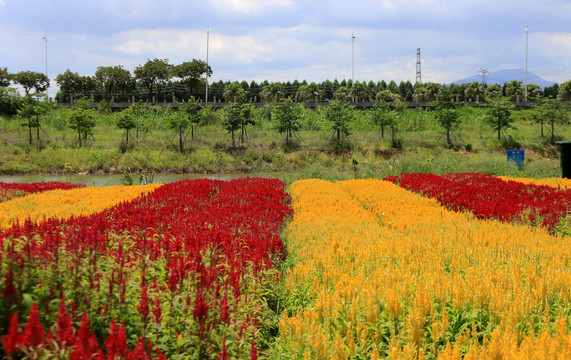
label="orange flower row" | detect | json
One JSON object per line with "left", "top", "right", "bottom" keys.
{"left": 275, "top": 178, "right": 571, "bottom": 359}
{"left": 0, "top": 184, "right": 161, "bottom": 229}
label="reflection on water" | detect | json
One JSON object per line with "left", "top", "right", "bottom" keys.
{"left": 0, "top": 174, "right": 252, "bottom": 187}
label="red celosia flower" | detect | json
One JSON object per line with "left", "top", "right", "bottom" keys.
{"left": 52, "top": 298, "right": 75, "bottom": 348}
{"left": 104, "top": 320, "right": 127, "bottom": 359}
{"left": 1, "top": 312, "right": 22, "bottom": 356}
{"left": 23, "top": 303, "right": 45, "bottom": 348}
{"left": 251, "top": 341, "right": 258, "bottom": 360}
{"left": 137, "top": 285, "right": 150, "bottom": 324}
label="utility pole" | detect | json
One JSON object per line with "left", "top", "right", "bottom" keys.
{"left": 525, "top": 24, "right": 529, "bottom": 101}
{"left": 205, "top": 26, "right": 211, "bottom": 103}
{"left": 415, "top": 48, "right": 422, "bottom": 84}
{"left": 351, "top": 33, "right": 356, "bottom": 85}
{"left": 42, "top": 33, "right": 48, "bottom": 99}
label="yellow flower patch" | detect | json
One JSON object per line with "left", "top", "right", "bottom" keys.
{"left": 499, "top": 175, "right": 571, "bottom": 189}
{"left": 278, "top": 178, "right": 571, "bottom": 359}
{"left": 0, "top": 184, "right": 161, "bottom": 229}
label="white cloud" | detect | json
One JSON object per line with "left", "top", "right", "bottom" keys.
{"left": 211, "top": 0, "right": 294, "bottom": 14}
{"left": 0, "top": 0, "right": 5, "bottom": 7}
{"left": 113, "top": 28, "right": 273, "bottom": 65}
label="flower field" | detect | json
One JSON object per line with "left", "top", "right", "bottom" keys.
{"left": 0, "top": 182, "right": 85, "bottom": 203}
{"left": 0, "top": 178, "right": 292, "bottom": 359}
{"left": 1, "top": 174, "right": 571, "bottom": 359}
{"left": 0, "top": 184, "right": 161, "bottom": 229}
{"left": 385, "top": 172, "right": 571, "bottom": 232}
{"left": 277, "top": 178, "right": 571, "bottom": 359}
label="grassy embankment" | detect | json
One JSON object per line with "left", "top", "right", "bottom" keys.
{"left": 0, "top": 104, "right": 567, "bottom": 181}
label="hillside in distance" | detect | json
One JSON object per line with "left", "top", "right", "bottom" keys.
{"left": 452, "top": 69, "right": 555, "bottom": 88}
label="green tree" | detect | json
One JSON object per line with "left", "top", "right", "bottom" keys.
{"left": 260, "top": 83, "right": 284, "bottom": 103}
{"left": 0, "top": 67, "right": 10, "bottom": 87}
{"left": 18, "top": 95, "right": 52, "bottom": 145}
{"left": 537, "top": 98, "right": 567, "bottom": 144}
{"left": 173, "top": 59, "right": 212, "bottom": 97}
{"left": 432, "top": 100, "right": 461, "bottom": 147}
{"left": 168, "top": 111, "right": 191, "bottom": 152}
{"left": 376, "top": 89, "right": 400, "bottom": 102}
{"left": 134, "top": 58, "right": 174, "bottom": 101}
{"left": 127, "top": 101, "right": 151, "bottom": 139}
{"left": 485, "top": 97, "right": 515, "bottom": 140}
{"left": 505, "top": 80, "right": 523, "bottom": 100}
{"left": 369, "top": 102, "right": 394, "bottom": 138}
{"left": 526, "top": 83, "right": 541, "bottom": 100}
{"left": 179, "top": 96, "right": 202, "bottom": 141}
{"left": 238, "top": 103, "right": 255, "bottom": 144}
{"left": 249, "top": 80, "right": 261, "bottom": 101}
{"left": 223, "top": 82, "right": 248, "bottom": 103}
{"left": 464, "top": 82, "right": 485, "bottom": 101}
{"left": 77, "top": 75, "right": 98, "bottom": 98}
{"left": 413, "top": 83, "right": 441, "bottom": 102}
{"left": 12, "top": 71, "right": 49, "bottom": 95}
{"left": 323, "top": 100, "right": 354, "bottom": 146}
{"left": 68, "top": 101, "right": 95, "bottom": 147}
{"left": 333, "top": 86, "right": 351, "bottom": 102}
{"left": 558, "top": 80, "right": 571, "bottom": 101}
{"left": 485, "top": 84, "right": 502, "bottom": 98}
{"left": 296, "top": 83, "right": 322, "bottom": 105}
{"left": 95, "top": 65, "right": 134, "bottom": 101}
{"left": 389, "top": 100, "right": 408, "bottom": 147}
{"left": 543, "top": 83, "right": 559, "bottom": 99}
{"left": 0, "top": 87, "right": 22, "bottom": 116}
{"left": 222, "top": 102, "right": 244, "bottom": 148}
{"left": 56, "top": 69, "right": 81, "bottom": 102}
{"left": 349, "top": 82, "right": 368, "bottom": 102}
{"left": 388, "top": 80, "right": 399, "bottom": 94}
{"left": 272, "top": 97, "right": 304, "bottom": 147}
{"left": 116, "top": 110, "right": 137, "bottom": 149}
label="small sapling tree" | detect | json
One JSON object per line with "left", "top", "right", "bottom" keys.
{"left": 272, "top": 97, "right": 304, "bottom": 148}
{"left": 538, "top": 98, "right": 568, "bottom": 144}
{"left": 179, "top": 96, "right": 201, "bottom": 141}
{"left": 369, "top": 101, "right": 393, "bottom": 138}
{"left": 323, "top": 99, "right": 354, "bottom": 147}
{"left": 432, "top": 100, "right": 461, "bottom": 148}
{"left": 168, "top": 111, "right": 190, "bottom": 152}
{"left": 116, "top": 110, "right": 136, "bottom": 152}
{"left": 485, "top": 97, "right": 515, "bottom": 140}
{"left": 18, "top": 95, "right": 51, "bottom": 145}
{"left": 68, "top": 100, "right": 95, "bottom": 147}
{"left": 239, "top": 103, "right": 254, "bottom": 144}
{"left": 222, "top": 102, "right": 251, "bottom": 149}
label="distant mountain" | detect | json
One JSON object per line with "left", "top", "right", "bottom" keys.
{"left": 452, "top": 69, "right": 555, "bottom": 89}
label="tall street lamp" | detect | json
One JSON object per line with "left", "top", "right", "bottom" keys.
{"left": 525, "top": 24, "right": 529, "bottom": 101}
{"left": 205, "top": 26, "right": 211, "bottom": 103}
{"left": 42, "top": 33, "right": 48, "bottom": 99}
{"left": 351, "top": 33, "right": 356, "bottom": 85}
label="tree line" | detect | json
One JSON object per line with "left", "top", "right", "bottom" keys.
{"left": 1, "top": 61, "right": 570, "bottom": 114}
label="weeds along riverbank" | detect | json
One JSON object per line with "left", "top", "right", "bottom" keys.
{"left": 0, "top": 104, "right": 566, "bottom": 180}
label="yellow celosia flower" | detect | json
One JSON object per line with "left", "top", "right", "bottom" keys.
{"left": 499, "top": 175, "right": 571, "bottom": 189}
{"left": 279, "top": 178, "right": 571, "bottom": 358}
{"left": 0, "top": 184, "right": 161, "bottom": 229}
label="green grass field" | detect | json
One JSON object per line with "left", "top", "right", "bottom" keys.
{"left": 0, "top": 104, "right": 567, "bottom": 180}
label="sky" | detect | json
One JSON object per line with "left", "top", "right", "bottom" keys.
{"left": 1, "top": 0, "right": 570, "bottom": 94}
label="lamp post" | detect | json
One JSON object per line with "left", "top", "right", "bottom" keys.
{"left": 351, "top": 33, "right": 356, "bottom": 85}
{"left": 525, "top": 24, "right": 529, "bottom": 101}
{"left": 42, "top": 33, "right": 48, "bottom": 99}
{"left": 205, "top": 26, "right": 211, "bottom": 104}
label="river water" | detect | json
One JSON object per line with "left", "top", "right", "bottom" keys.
{"left": 0, "top": 174, "right": 254, "bottom": 186}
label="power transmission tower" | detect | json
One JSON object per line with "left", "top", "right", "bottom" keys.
{"left": 415, "top": 48, "right": 422, "bottom": 84}
{"left": 478, "top": 67, "right": 490, "bottom": 85}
